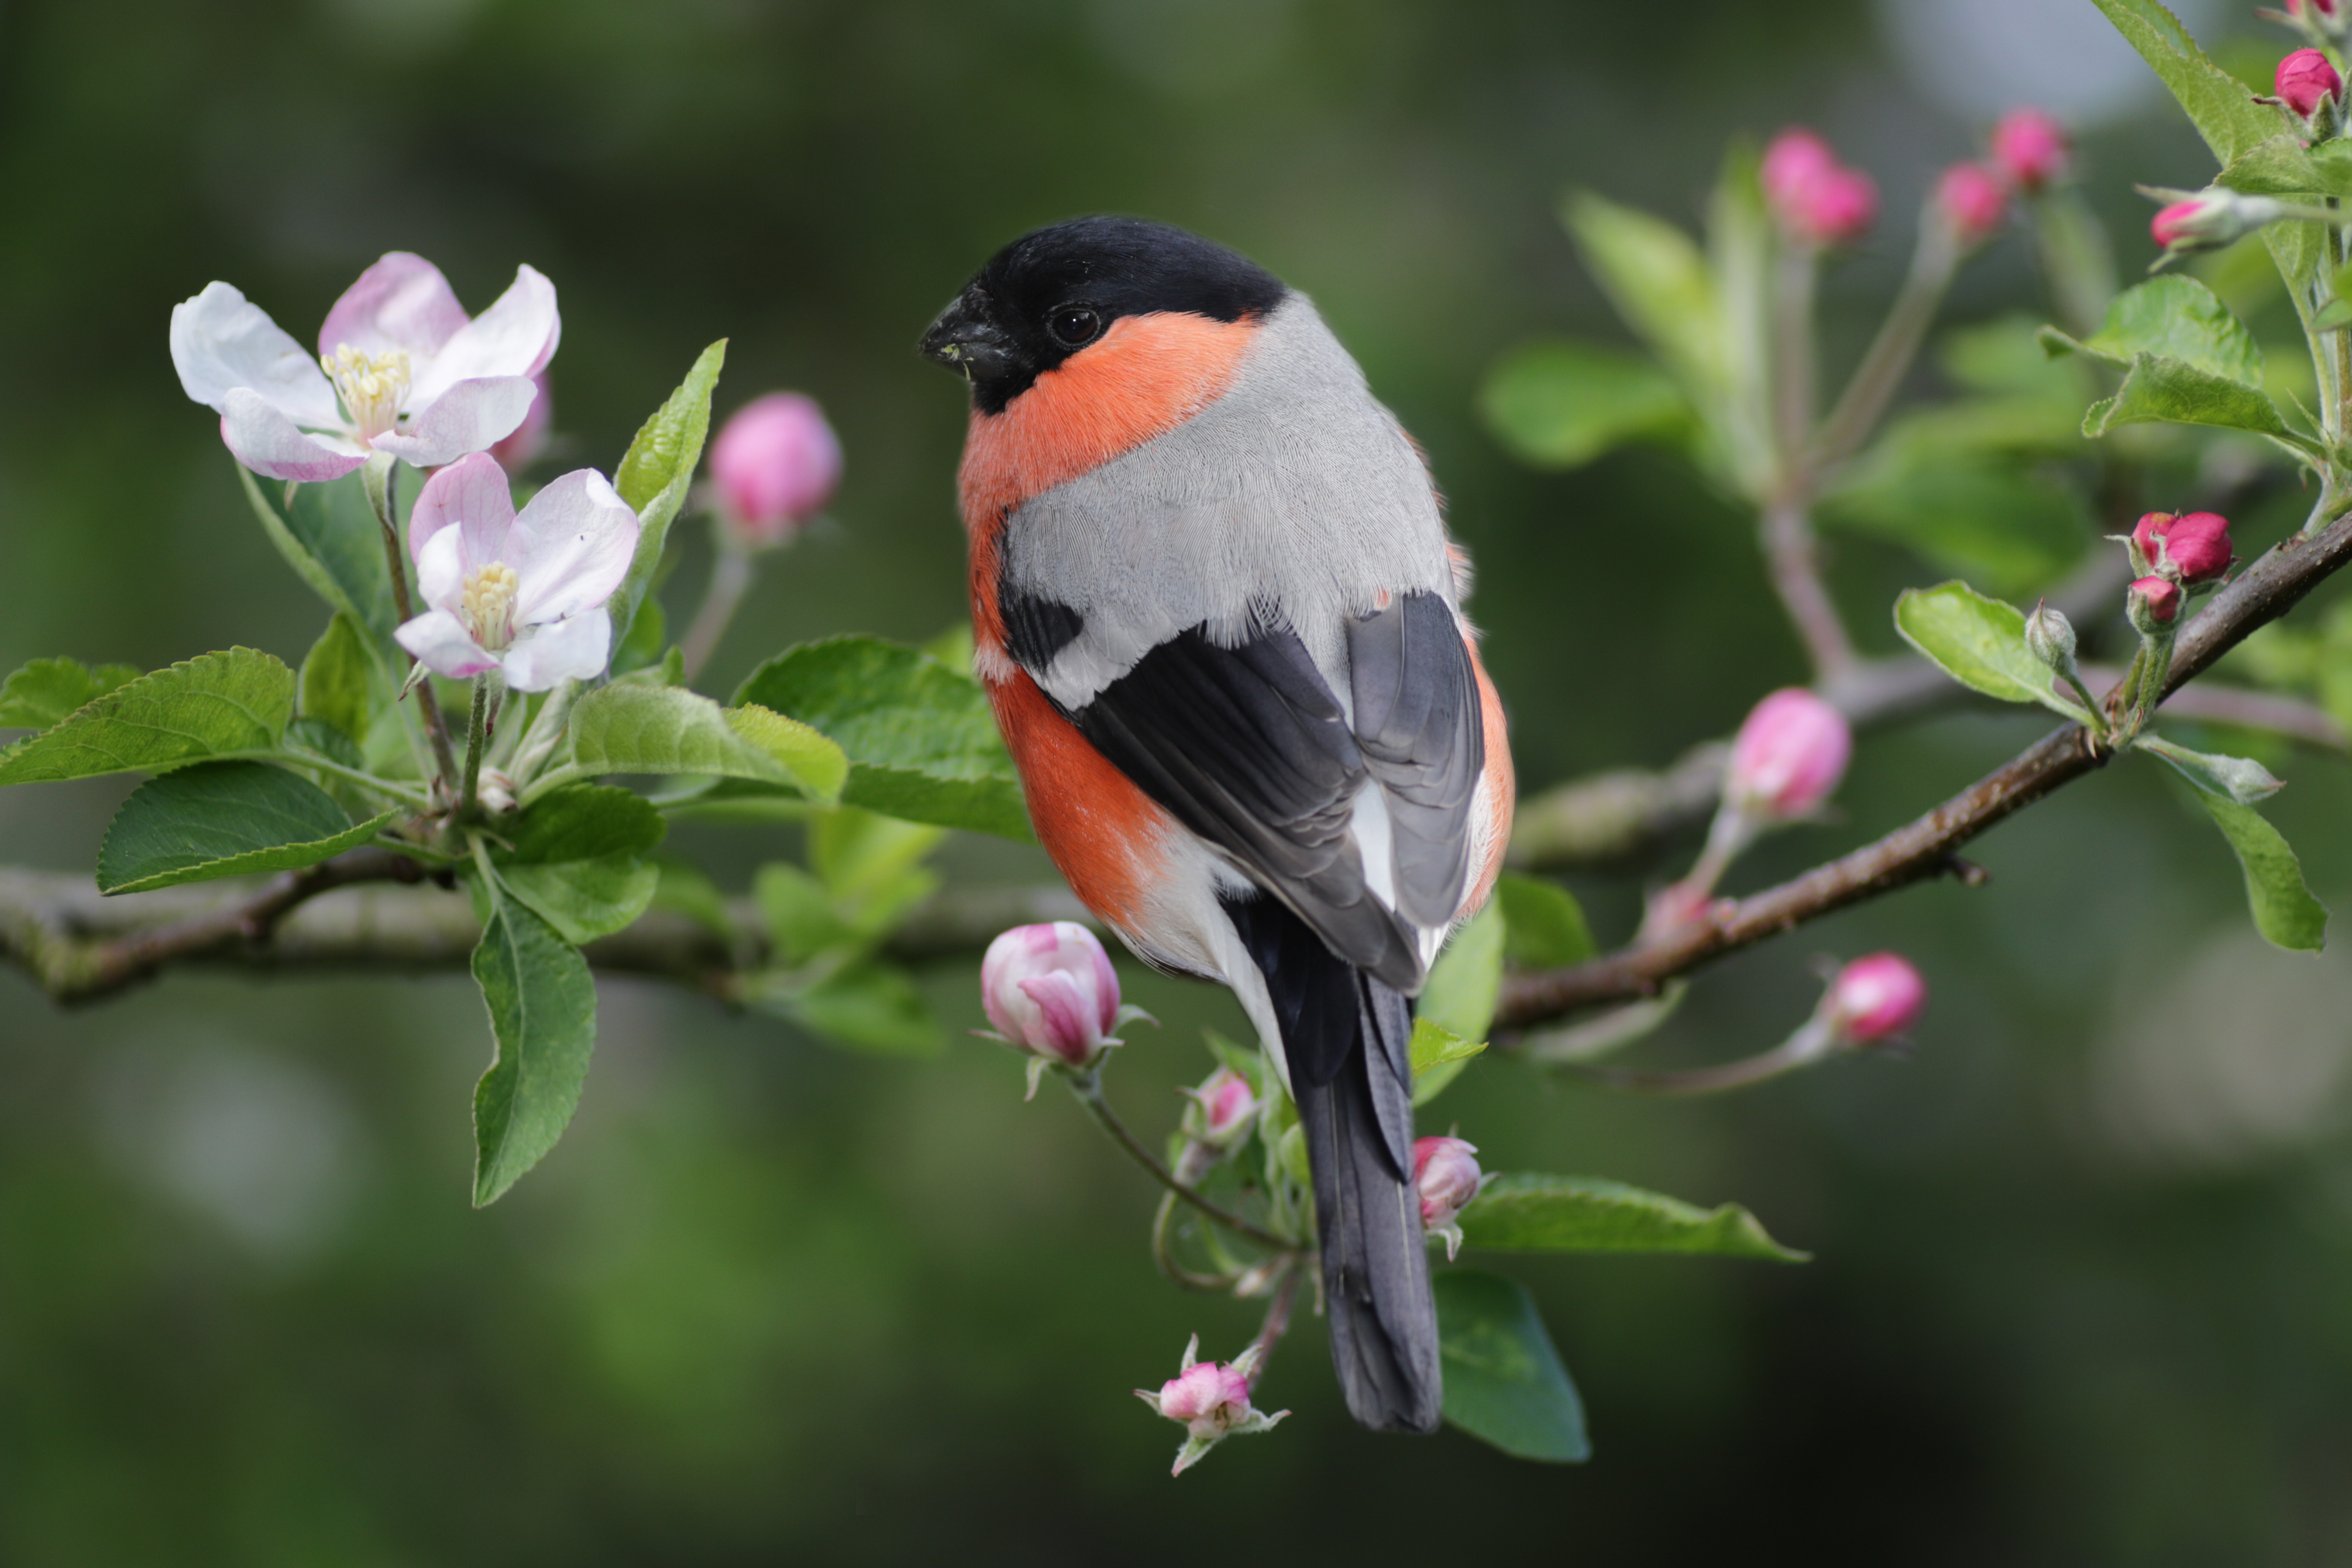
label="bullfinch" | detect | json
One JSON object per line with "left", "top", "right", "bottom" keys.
{"left": 921, "top": 216, "right": 1513, "bottom": 1434}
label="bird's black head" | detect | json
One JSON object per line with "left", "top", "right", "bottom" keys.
{"left": 919, "top": 216, "right": 1286, "bottom": 414}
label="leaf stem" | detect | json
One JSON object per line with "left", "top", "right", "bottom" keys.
{"left": 1555, "top": 1017, "right": 1837, "bottom": 1095}
{"left": 363, "top": 455, "right": 459, "bottom": 788}
{"left": 265, "top": 750, "right": 432, "bottom": 810}
{"left": 1062, "top": 1068, "right": 1295, "bottom": 1253}
{"left": 679, "top": 534, "right": 756, "bottom": 685}
{"left": 1810, "top": 215, "right": 1960, "bottom": 474}
{"left": 459, "top": 677, "right": 490, "bottom": 820}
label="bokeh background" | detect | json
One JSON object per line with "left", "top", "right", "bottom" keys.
{"left": 6, "top": 0, "right": 2352, "bottom": 1562}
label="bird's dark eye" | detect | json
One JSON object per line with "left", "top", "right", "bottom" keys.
{"left": 1047, "top": 305, "right": 1102, "bottom": 348}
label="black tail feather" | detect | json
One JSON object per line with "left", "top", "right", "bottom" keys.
{"left": 1223, "top": 891, "right": 1441, "bottom": 1433}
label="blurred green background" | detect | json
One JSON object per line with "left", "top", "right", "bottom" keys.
{"left": 6, "top": 0, "right": 2352, "bottom": 1562}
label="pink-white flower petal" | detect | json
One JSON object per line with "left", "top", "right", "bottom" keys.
{"left": 408, "top": 451, "right": 517, "bottom": 570}
{"left": 395, "top": 608, "right": 500, "bottom": 679}
{"left": 409, "top": 265, "right": 560, "bottom": 404}
{"left": 371, "top": 376, "right": 537, "bottom": 469}
{"left": 498, "top": 612, "right": 612, "bottom": 691}
{"left": 412, "top": 523, "right": 471, "bottom": 616}
{"left": 217, "top": 389, "right": 368, "bottom": 482}
{"left": 172, "top": 282, "right": 343, "bottom": 428}
{"left": 1019, "top": 971, "right": 1099, "bottom": 1064}
{"left": 506, "top": 469, "right": 640, "bottom": 625}
{"left": 316, "top": 252, "right": 470, "bottom": 361}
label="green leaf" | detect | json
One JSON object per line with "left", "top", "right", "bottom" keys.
{"left": 237, "top": 469, "right": 399, "bottom": 668}
{"left": 759, "top": 963, "right": 944, "bottom": 1055}
{"left": 2090, "top": 0, "right": 2289, "bottom": 167}
{"left": 499, "top": 858, "right": 660, "bottom": 944}
{"left": 1432, "top": 1271, "right": 1589, "bottom": 1464}
{"left": 2137, "top": 735, "right": 2285, "bottom": 804}
{"left": 0, "top": 657, "right": 140, "bottom": 730}
{"left": 2215, "top": 133, "right": 2352, "bottom": 198}
{"left": 733, "top": 636, "right": 1030, "bottom": 840}
{"left": 1460, "top": 1173, "right": 1809, "bottom": 1261}
{"left": 609, "top": 340, "right": 726, "bottom": 656}
{"left": 649, "top": 856, "right": 734, "bottom": 940}
{"left": 1941, "top": 314, "right": 2092, "bottom": 396}
{"left": 1419, "top": 900, "right": 1504, "bottom": 1041}
{"left": 1561, "top": 191, "right": 1722, "bottom": 399}
{"left": 754, "top": 862, "right": 847, "bottom": 963}
{"left": 1893, "top": 583, "right": 2088, "bottom": 720}
{"left": 2081, "top": 352, "right": 2303, "bottom": 446}
{"left": 2043, "top": 277, "right": 2263, "bottom": 387}
{"left": 1410, "top": 1017, "right": 1488, "bottom": 1107}
{"left": 564, "top": 683, "right": 844, "bottom": 799}
{"left": 810, "top": 807, "right": 945, "bottom": 934}
{"left": 726, "top": 703, "right": 851, "bottom": 802}
{"left": 1824, "top": 457, "right": 2089, "bottom": 595}
{"left": 609, "top": 591, "right": 668, "bottom": 680}
{"left": 0, "top": 649, "right": 294, "bottom": 786}
{"left": 2187, "top": 790, "right": 2328, "bottom": 950}
{"left": 1477, "top": 340, "right": 1691, "bottom": 469}
{"left": 1495, "top": 873, "right": 1595, "bottom": 969}
{"left": 501, "top": 784, "right": 667, "bottom": 865}
{"left": 299, "top": 614, "right": 375, "bottom": 745}
{"left": 94, "top": 760, "right": 396, "bottom": 894}
{"left": 471, "top": 894, "right": 599, "bottom": 1205}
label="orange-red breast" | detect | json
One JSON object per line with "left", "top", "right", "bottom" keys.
{"left": 922, "top": 216, "right": 1513, "bottom": 1433}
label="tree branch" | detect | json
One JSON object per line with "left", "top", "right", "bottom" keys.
{"left": 1496, "top": 507, "right": 2352, "bottom": 1029}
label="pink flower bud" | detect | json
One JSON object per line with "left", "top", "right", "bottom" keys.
{"left": 2150, "top": 190, "right": 2285, "bottom": 253}
{"left": 1989, "top": 108, "right": 2068, "bottom": 192}
{"left": 2132, "top": 510, "right": 2233, "bottom": 585}
{"left": 2277, "top": 47, "right": 2342, "bottom": 117}
{"left": 1822, "top": 952, "right": 1925, "bottom": 1044}
{"left": 1135, "top": 1334, "right": 1289, "bottom": 1475}
{"left": 980, "top": 922, "right": 1121, "bottom": 1078}
{"left": 1761, "top": 129, "right": 1879, "bottom": 247}
{"left": 1726, "top": 687, "right": 1852, "bottom": 821}
{"left": 1185, "top": 1066, "right": 1260, "bottom": 1146}
{"left": 2129, "top": 574, "right": 2183, "bottom": 628}
{"left": 1937, "top": 162, "right": 2009, "bottom": 246}
{"left": 709, "top": 392, "right": 842, "bottom": 548}
{"left": 1413, "top": 1135, "right": 1487, "bottom": 1260}
{"left": 489, "top": 372, "right": 552, "bottom": 475}
{"left": 2292, "top": 0, "right": 2341, "bottom": 17}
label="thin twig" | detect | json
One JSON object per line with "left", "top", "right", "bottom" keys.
{"left": 363, "top": 458, "right": 459, "bottom": 787}
{"left": 1064, "top": 1069, "right": 1295, "bottom": 1253}
{"left": 1759, "top": 494, "right": 1858, "bottom": 680}
{"left": 680, "top": 538, "right": 755, "bottom": 685}
{"left": 1497, "top": 503, "right": 2352, "bottom": 1029}
{"left": 1243, "top": 1261, "right": 1302, "bottom": 1383}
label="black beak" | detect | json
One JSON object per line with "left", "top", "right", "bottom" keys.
{"left": 919, "top": 288, "right": 1016, "bottom": 380}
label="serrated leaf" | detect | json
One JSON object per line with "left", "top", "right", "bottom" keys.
{"left": 726, "top": 704, "right": 850, "bottom": 803}
{"left": 470, "top": 895, "right": 598, "bottom": 1205}
{"left": 2044, "top": 277, "right": 2264, "bottom": 386}
{"left": 2188, "top": 790, "right": 2328, "bottom": 950}
{"left": 1433, "top": 1271, "right": 1589, "bottom": 1464}
{"left": 501, "top": 784, "right": 667, "bottom": 865}
{"left": 1460, "top": 1173, "right": 1808, "bottom": 1261}
{"left": 609, "top": 340, "right": 726, "bottom": 656}
{"left": 1410, "top": 1017, "right": 1488, "bottom": 1107}
{"left": 565, "top": 683, "right": 842, "bottom": 798}
{"left": 299, "top": 613, "right": 375, "bottom": 745}
{"left": 1894, "top": 582, "right": 2088, "bottom": 719}
{"left": 1477, "top": 339, "right": 1691, "bottom": 469}
{"left": 2137, "top": 735, "right": 2285, "bottom": 804}
{"left": 94, "top": 760, "right": 396, "bottom": 894}
{"left": 237, "top": 469, "right": 399, "bottom": 668}
{"left": 0, "top": 649, "right": 294, "bottom": 786}
{"left": 2091, "top": 0, "right": 2290, "bottom": 168}
{"left": 1562, "top": 191, "right": 1722, "bottom": 399}
{"left": 1419, "top": 899, "right": 1504, "bottom": 1042}
{"left": 1495, "top": 873, "right": 1595, "bottom": 969}
{"left": 0, "top": 657, "right": 140, "bottom": 730}
{"left": 2082, "top": 352, "right": 2303, "bottom": 446}
{"left": 2216, "top": 134, "right": 2351, "bottom": 198}
{"left": 733, "top": 635, "right": 1030, "bottom": 839}
{"left": 499, "top": 857, "right": 659, "bottom": 944}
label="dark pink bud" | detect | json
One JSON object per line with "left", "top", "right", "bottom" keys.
{"left": 2150, "top": 201, "right": 2203, "bottom": 249}
{"left": 710, "top": 392, "right": 842, "bottom": 548}
{"left": 1989, "top": 108, "right": 2068, "bottom": 192}
{"left": 1412, "top": 1136, "right": 1485, "bottom": 1236}
{"left": 1823, "top": 952, "right": 1925, "bottom": 1044}
{"left": 2291, "top": 0, "right": 2342, "bottom": 19}
{"left": 980, "top": 921, "right": 1121, "bottom": 1069}
{"left": 1937, "top": 162, "right": 2009, "bottom": 245}
{"left": 1761, "top": 128, "right": 1837, "bottom": 206}
{"left": 2277, "top": 48, "right": 2342, "bottom": 117}
{"left": 2129, "top": 574, "right": 2183, "bottom": 627}
{"left": 489, "top": 371, "right": 552, "bottom": 475}
{"left": 1726, "top": 687, "right": 1852, "bottom": 820}
{"left": 2134, "top": 510, "right": 2233, "bottom": 584}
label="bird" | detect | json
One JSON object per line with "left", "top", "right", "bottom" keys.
{"left": 920, "top": 215, "right": 1513, "bottom": 1433}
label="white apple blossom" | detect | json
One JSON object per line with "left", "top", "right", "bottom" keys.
{"left": 170, "top": 252, "right": 559, "bottom": 482}
{"left": 393, "top": 453, "right": 639, "bottom": 692}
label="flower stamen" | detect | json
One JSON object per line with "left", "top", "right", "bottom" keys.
{"left": 321, "top": 344, "right": 412, "bottom": 440}
{"left": 460, "top": 561, "right": 521, "bottom": 651}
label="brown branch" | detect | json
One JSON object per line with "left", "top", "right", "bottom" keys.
{"left": 1497, "top": 507, "right": 2352, "bottom": 1030}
